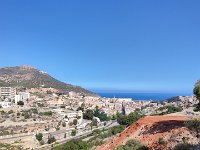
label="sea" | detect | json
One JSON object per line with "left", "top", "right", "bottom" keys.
{"left": 97, "top": 92, "right": 192, "bottom": 101}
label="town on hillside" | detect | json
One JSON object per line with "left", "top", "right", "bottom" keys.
{"left": 0, "top": 84, "right": 199, "bottom": 149}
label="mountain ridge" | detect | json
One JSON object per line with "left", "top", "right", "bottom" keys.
{"left": 0, "top": 65, "right": 96, "bottom": 96}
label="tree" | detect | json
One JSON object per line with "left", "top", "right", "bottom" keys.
{"left": 17, "top": 101, "right": 24, "bottom": 106}
{"left": 71, "top": 129, "right": 77, "bottom": 136}
{"left": 93, "top": 106, "right": 109, "bottom": 121}
{"left": 64, "top": 133, "right": 66, "bottom": 138}
{"left": 185, "top": 119, "right": 200, "bottom": 138}
{"left": 35, "top": 133, "right": 43, "bottom": 142}
{"left": 83, "top": 109, "right": 94, "bottom": 120}
{"left": 117, "top": 112, "right": 143, "bottom": 126}
{"left": 47, "top": 136, "right": 56, "bottom": 144}
{"left": 194, "top": 80, "right": 200, "bottom": 111}
{"left": 77, "top": 103, "right": 85, "bottom": 111}
{"left": 73, "top": 119, "right": 78, "bottom": 125}
{"left": 117, "top": 115, "right": 128, "bottom": 125}
{"left": 92, "top": 118, "right": 98, "bottom": 126}
{"left": 62, "top": 122, "right": 66, "bottom": 127}
{"left": 126, "top": 112, "right": 143, "bottom": 126}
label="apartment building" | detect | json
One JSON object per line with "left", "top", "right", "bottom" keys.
{"left": 0, "top": 87, "right": 16, "bottom": 100}
{"left": 15, "top": 92, "right": 30, "bottom": 104}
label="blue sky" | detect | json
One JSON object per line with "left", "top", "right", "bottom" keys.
{"left": 0, "top": 1, "right": 200, "bottom": 94}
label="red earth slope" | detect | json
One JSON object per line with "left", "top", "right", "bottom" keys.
{"left": 97, "top": 115, "right": 196, "bottom": 150}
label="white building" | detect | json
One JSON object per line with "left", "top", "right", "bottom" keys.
{"left": 0, "top": 87, "right": 16, "bottom": 100}
{"left": 0, "top": 101, "right": 12, "bottom": 108}
{"left": 15, "top": 92, "right": 30, "bottom": 104}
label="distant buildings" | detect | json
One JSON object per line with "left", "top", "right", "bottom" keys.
{"left": 15, "top": 92, "right": 30, "bottom": 104}
{"left": 0, "top": 87, "right": 16, "bottom": 100}
{"left": 0, "top": 101, "right": 12, "bottom": 108}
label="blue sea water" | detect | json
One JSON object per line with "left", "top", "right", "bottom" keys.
{"left": 97, "top": 92, "right": 192, "bottom": 101}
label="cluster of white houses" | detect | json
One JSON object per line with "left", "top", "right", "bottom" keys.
{"left": 0, "top": 87, "right": 30, "bottom": 108}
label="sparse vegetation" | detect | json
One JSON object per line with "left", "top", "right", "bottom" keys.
{"left": 73, "top": 119, "right": 78, "bottom": 125}
{"left": 185, "top": 118, "right": 200, "bottom": 137}
{"left": 0, "top": 66, "right": 95, "bottom": 96}
{"left": 47, "top": 136, "right": 56, "bottom": 144}
{"left": 158, "top": 137, "right": 165, "bottom": 145}
{"left": 83, "top": 109, "right": 94, "bottom": 120}
{"left": 41, "top": 111, "right": 53, "bottom": 116}
{"left": 172, "top": 143, "right": 197, "bottom": 150}
{"left": 71, "top": 129, "right": 77, "bottom": 136}
{"left": 35, "top": 133, "right": 43, "bottom": 142}
{"left": 116, "top": 139, "right": 148, "bottom": 150}
{"left": 156, "top": 105, "right": 183, "bottom": 115}
{"left": 54, "top": 125, "right": 125, "bottom": 150}
{"left": 54, "top": 140, "right": 88, "bottom": 150}
{"left": 194, "top": 80, "right": 200, "bottom": 111}
{"left": 0, "top": 143, "right": 23, "bottom": 150}
{"left": 117, "top": 112, "right": 143, "bottom": 126}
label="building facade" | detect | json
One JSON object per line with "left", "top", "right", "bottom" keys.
{"left": 0, "top": 87, "right": 16, "bottom": 100}
{"left": 15, "top": 92, "right": 30, "bottom": 104}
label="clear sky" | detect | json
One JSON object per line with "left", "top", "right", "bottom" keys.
{"left": 0, "top": 1, "right": 200, "bottom": 94}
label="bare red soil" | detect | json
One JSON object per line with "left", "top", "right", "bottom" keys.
{"left": 97, "top": 115, "right": 194, "bottom": 150}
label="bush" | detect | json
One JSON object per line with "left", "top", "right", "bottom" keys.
{"left": 117, "top": 112, "right": 143, "bottom": 126}
{"left": 94, "top": 106, "right": 109, "bottom": 121}
{"left": 92, "top": 129, "right": 101, "bottom": 135}
{"left": 31, "top": 108, "right": 38, "bottom": 114}
{"left": 83, "top": 109, "right": 94, "bottom": 120}
{"left": 71, "top": 129, "right": 77, "bottom": 136}
{"left": 57, "top": 140, "right": 88, "bottom": 150}
{"left": 172, "top": 143, "right": 196, "bottom": 150}
{"left": 92, "top": 118, "right": 98, "bottom": 126}
{"left": 8, "top": 110, "right": 14, "bottom": 114}
{"left": 35, "top": 133, "right": 43, "bottom": 142}
{"left": 42, "top": 111, "right": 53, "bottom": 116}
{"left": 47, "top": 136, "right": 56, "bottom": 144}
{"left": 73, "top": 119, "right": 78, "bottom": 125}
{"left": 60, "top": 105, "right": 65, "bottom": 108}
{"left": 62, "top": 122, "right": 66, "bottom": 127}
{"left": 167, "top": 106, "right": 183, "bottom": 113}
{"left": 185, "top": 119, "right": 200, "bottom": 137}
{"left": 117, "top": 139, "right": 148, "bottom": 150}
{"left": 40, "top": 140, "right": 45, "bottom": 145}
{"left": 23, "top": 112, "right": 30, "bottom": 119}
{"left": 158, "top": 137, "right": 165, "bottom": 144}
{"left": 69, "top": 122, "right": 73, "bottom": 126}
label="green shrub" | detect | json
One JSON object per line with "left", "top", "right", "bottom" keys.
{"left": 47, "top": 136, "right": 56, "bottom": 144}
{"left": 71, "top": 129, "right": 77, "bottom": 136}
{"left": 42, "top": 111, "right": 53, "bottom": 116}
{"left": 73, "top": 119, "right": 78, "bottom": 125}
{"left": 92, "top": 129, "right": 101, "bottom": 135}
{"left": 158, "top": 137, "right": 165, "bottom": 144}
{"left": 35, "top": 133, "right": 43, "bottom": 142}
{"left": 83, "top": 109, "right": 94, "bottom": 120}
{"left": 185, "top": 119, "right": 200, "bottom": 137}
{"left": 172, "top": 143, "right": 196, "bottom": 150}
{"left": 117, "top": 139, "right": 148, "bottom": 150}
{"left": 117, "top": 112, "right": 143, "bottom": 126}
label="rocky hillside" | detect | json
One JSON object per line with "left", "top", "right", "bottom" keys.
{"left": 97, "top": 115, "right": 199, "bottom": 150}
{"left": 0, "top": 65, "right": 95, "bottom": 96}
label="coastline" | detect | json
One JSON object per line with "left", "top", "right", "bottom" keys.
{"left": 97, "top": 92, "right": 192, "bottom": 101}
